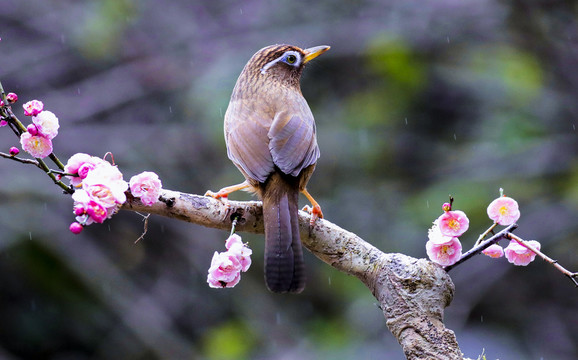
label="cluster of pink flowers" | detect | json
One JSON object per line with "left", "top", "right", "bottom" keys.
{"left": 426, "top": 191, "right": 541, "bottom": 267}
{"left": 484, "top": 194, "right": 540, "bottom": 266}
{"left": 426, "top": 203, "right": 468, "bottom": 266}
{"left": 207, "top": 234, "right": 252, "bottom": 288}
{"left": 64, "top": 153, "right": 163, "bottom": 234}
{"left": 18, "top": 100, "right": 60, "bottom": 159}
{"left": 65, "top": 153, "right": 128, "bottom": 232}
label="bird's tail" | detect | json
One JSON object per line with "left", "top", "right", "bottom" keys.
{"left": 260, "top": 171, "right": 305, "bottom": 293}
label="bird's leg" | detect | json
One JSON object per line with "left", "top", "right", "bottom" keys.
{"left": 301, "top": 188, "right": 323, "bottom": 226}
{"left": 205, "top": 181, "right": 250, "bottom": 200}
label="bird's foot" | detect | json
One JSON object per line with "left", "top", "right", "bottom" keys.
{"left": 302, "top": 204, "right": 323, "bottom": 226}
{"left": 204, "top": 189, "right": 230, "bottom": 200}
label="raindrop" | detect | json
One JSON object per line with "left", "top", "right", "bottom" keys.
{"left": 426, "top": 200, "right": 429, "bottom": 208}
{"left": 169, "top": 106, "right": 173, "bottom": 113}
{"left": 240, "top": 8, "right": 243, "bottom": 15}
{"left": 77, "top": 88, "right": 81, "bottom": 95}
{"left": 328, "top": 276, "right": 331, "bottom": 286}
{"left": 453, "top": 133, "right": 457, "bottom": 141}
{"left": 108, "top": 224, "right": 111, "bottom": 232}
{"left": 446, "top": 36, "right": 450, "bottom": 44}
{"left": 573, "top": 124, "right": 576, "bottom": 131}
{"left": 480, "top": 315, "right": 484, "bottom": 323}
{"left": 219, "top": 108, "right": 223, "bottom": 118}
{"left": 29, "top": 232, "right": 32, "bottom": 240}
{"left": 404, "top": 117, "right": 408, "bottom": 125}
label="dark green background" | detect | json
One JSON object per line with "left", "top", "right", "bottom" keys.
{"left": 1, "top": 1, "right": 577, "bottom": 359}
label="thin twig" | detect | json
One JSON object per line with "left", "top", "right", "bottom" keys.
{"left": 475, "top": 222, "right": 498, "bottom": 246}
{"left": 0, "top": 152, "right": 40, "bottom": 166}
{"left": 505, "top": 232, "right": 578, "bottom": 287}
{"left": 134, "top": 213, "right": 151, "bottom": 243}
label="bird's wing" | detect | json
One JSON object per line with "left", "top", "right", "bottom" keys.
{"left": 225, "top": 99, "right": 275, "bottom": 183}
{"left": 225, "top": 97, "right": 320, "bottom": 183}
{"left": 268, "top": 106, "right": 320, "bottom": 177}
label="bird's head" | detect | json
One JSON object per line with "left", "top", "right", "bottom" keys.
{"left": 237, "top": 44, "right": 330, "bottom": 90}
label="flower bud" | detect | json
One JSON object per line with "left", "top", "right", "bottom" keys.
{"left": 69, "top": 222, "right": 83, "bottom": 234}
{"left": 6, "top": 92, "right": 18, "bottom": 104}
{"left": 27, "top": 124, "right": 38, "bottom": 135}
{"left": 442, "top": 202, "right": 451, "bottom": 212}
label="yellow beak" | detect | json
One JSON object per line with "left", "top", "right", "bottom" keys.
{"left": 303, "top": 45, "right": 331, "bottom": 63}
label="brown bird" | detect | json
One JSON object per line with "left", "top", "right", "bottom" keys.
{"left": 206, "top": 44, "right": 329, "bottom": 293}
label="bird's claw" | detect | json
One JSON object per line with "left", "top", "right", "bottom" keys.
{"left": 204, "top": 189, "right": 229, "bottom": 200}
{"left": 302, "top": 204, "right": 323, "bottom": 226}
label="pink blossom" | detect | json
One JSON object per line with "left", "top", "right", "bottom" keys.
{"left": 82, "top": 164, "right": 128, "bottom": 206}
{"left": 482, "top": 244, "right": 504, "bottom": 258}
{"left": 225, "top": 234, "right": 252, "bottom": 272}
{"left": 487, "top": 196, "right": 520, "bottom": 225}
{"left": 0, "top": 120, "right": 7, "bottom": 127}
{"left": 22, "top": 100, "right": 44, "bottom": 116}
{"left": 64, "top": 153, "right": 107, "bottom": 187}
{"left": 426, "top": 237, "right": 462, "bottom": 266}
{"left": 9, "top": 147, "right": 19, "bottom": 156}
{"left": 6, "top": 92, "right": 18, "bottom": 104}
{"left": 84, "top": 200, "right": 109, "bottom": 224}
{"left": 69, "top": 222, "right": 83, "bottom": 234}
{"left": 32, "top": 110, "right": 59, "bottom": 139}
{"left": 129, "top": 171, "right": 162, "bottom": 206}
{"left": 207, "top": 251, "right": 242, "bottom": 288}
{"left": 428, "top": 221, "right": 455, "bottom": 245}
{"left": 504, "top": 240, "right": 540, "bottom": 266}
{"left": 437, "top": 210, "right": 469, "bottom": 237}
{"left": 20, "top": 132, "right": 53, "bottom": 158}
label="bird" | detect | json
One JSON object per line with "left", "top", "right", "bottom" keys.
{"left": 205, "top": 44, "right": 329, "bottom": 293}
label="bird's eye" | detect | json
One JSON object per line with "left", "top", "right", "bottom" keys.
{"left": 281, "top": 51, "right": 301, "bottom": 66}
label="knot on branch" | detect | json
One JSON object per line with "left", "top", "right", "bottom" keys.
{"left": 368, "top": 253, "right": 461, "bottom": 360}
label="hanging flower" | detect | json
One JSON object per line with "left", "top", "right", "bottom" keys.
{"left": 504, "top": 240, "right": 540, "bottom": 266}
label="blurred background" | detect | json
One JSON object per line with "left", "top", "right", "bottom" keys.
{"left": 1, "top": 1, "right": 577, "bottom": 359}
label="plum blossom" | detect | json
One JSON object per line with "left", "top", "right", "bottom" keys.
{"left": 23, "top": 100, "right": 44, "bottom": 116}
{"left": 82, "top": 164, "right": 128, "bottom": 208}
{"left": 487, "top": 196, "right": 520, "bottom": 225}
{"left": 32, "top": 110, "right": 59, "bottom": 139}
{"left": 207, "top": 251, "right": 243, "bottom": 288}
{"left": 129, "top": 171, "right": 162, "bottom": 206}
{"left": 426, "top": 236, "right": 462, "bottom": 266}
{"left": 437, "top": 210, "right": 469, "bottom": 237}
{"left": 9, "top": 147, "right": 19, "bottom": 156}
{"left": 0, "top": 120, "right": 7, "bottom": 127}
{"left": 64, "top": 153, "right": 108, "bottom": 187}
{"left": 20, "top": 132, "right": 52, "bottom": 158}
{"left": 504, "top": 240, "right": 541, "bottom": 266}
{"left": 6, "top": 92, "right": 18, "bottom": 104}
{"left": 207, "top": 234, "right": 252, "bottom": 288}
{"left": 225, "top": 234, "right": 252, "bottom": 272}
{"left": 426, "top": 221, "right": 462, "bottom": 266}
{"left": 482, "top": 244, "right": 504, "bottom": 259}
{"left": 68, "top": 155, "right": 128, "bottom": 228}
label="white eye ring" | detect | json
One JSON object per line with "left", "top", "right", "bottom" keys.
{"left": 261, "top": 51, "right": 302, "bottom": 74}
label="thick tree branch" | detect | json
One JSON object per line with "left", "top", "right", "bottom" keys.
{"left": 122, "top": 189, "right": 462, "bottom": 359}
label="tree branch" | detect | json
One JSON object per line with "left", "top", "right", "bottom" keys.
{"left": 122, "top": 189, "right": 462, "bottom": 359}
